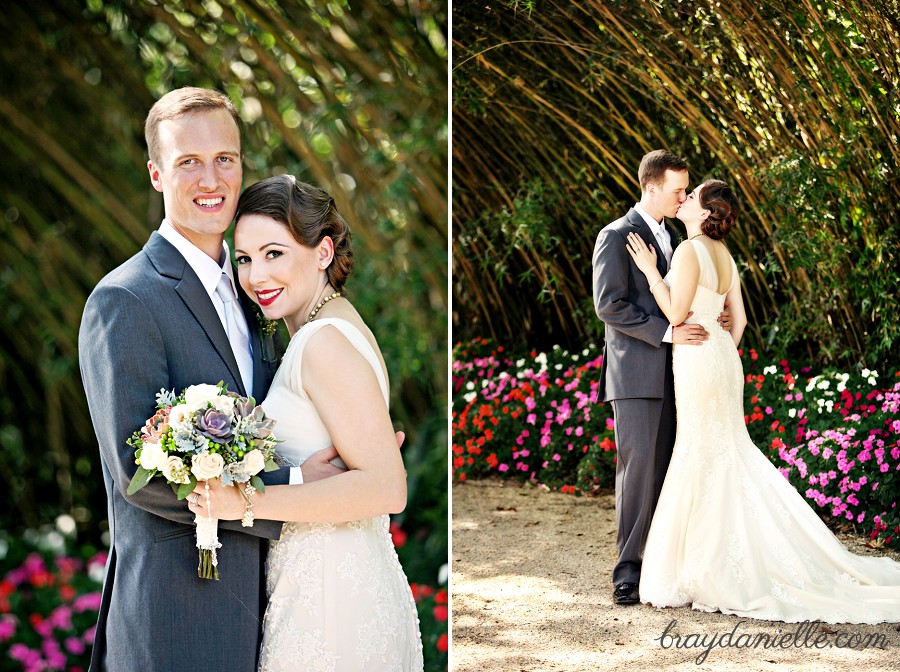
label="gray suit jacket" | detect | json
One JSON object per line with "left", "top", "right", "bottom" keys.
{"left": 592, "top": 208, "right": 678, "bottom": 401}
{"left": 79, "top": 232, "right": 290, "bottom": 672}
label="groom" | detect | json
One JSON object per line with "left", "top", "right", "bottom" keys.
{"left": 79, "top": 87, "right": 343, "bottom": 671}
{"left": 592, "top": 150, "right": 729, "bottom": 606}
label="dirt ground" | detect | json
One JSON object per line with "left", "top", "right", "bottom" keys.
{"left": 451, "top": 479, "right": 900, "bottom": 672}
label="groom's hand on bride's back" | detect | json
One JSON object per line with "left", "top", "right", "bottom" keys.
{"left": 717, "top": 298, "right": 733, "bottom": 332}
{"left": 300, "top": 431, "right": 406, "bottom": 483}
{"left": 673, "top": 313, "right": 709, "bottom": 346}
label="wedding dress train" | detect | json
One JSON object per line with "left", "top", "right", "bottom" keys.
{"left": 258, "top": 318, "right": 424, "bottom": 671}
{"left": 639, "top": 240, "right": 900, "bottom": 623}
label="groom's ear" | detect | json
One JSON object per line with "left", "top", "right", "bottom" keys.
{"left": 148, "top": 160, "right": 164, "bottom": 193}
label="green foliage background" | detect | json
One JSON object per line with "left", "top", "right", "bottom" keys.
{"left": 453, "top": 0, "right": 900, "bottom": 370}
{"left": 0, "top": 0, "right": 447, "bottom": 589}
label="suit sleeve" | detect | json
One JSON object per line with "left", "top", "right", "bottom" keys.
{"left": 592, "top": 227, "right": 669, "bottom": 347}
{"left": 79, "top": 282, "right": 284, "bottom": 539}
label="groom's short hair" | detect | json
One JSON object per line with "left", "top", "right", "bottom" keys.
{"left": 145, "top": 87, "right": 241, "bottom": 166}
{"left": 639, "top": 150, "right": 688, "bottom": 190}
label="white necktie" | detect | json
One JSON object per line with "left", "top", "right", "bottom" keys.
{"left": 656, "top": 227, "right": 672, "bottom": 267}
{"left": 215, "top": 273, "right": 253, "bottom": 395}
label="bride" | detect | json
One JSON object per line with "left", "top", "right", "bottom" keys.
{"left": 626, "top": 179, "right": 900, "bottom": 623}
{"left": 189, "top": 175, "right": 423, "bottom": 670}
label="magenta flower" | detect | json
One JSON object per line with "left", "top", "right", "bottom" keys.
{"left": 0, "top": 615, "right": 16, "bottom": 641}
{"left": 73, "top": 592, "right": 102, "bottom": 613}
{"left": 65, "top": 636, "right": 86, "bottom": 655}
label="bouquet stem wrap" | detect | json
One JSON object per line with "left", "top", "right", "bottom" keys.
{"left": 195, "top": 514, "right": 221, "bottom": 580}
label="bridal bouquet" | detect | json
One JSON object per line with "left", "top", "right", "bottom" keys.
{"left": 126, "top": 382, "right": 279, "bottom": 579}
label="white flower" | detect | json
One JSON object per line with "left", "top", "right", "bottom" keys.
{"left": 191, "top": 452, "right": 225, "bottom": 480}
{"left": 55, "top": 514, "right": 76, "bottom": 536}
{"left": 161, "top": 456, "right": 191, "bottom": 484}
{"left": 862, "top": 368, "right": 871, "bottom": 378}
{"left": 139, "top": 441, "right": 166, "bottom": 471}
{"left": 212, "top": 394, "right": 235, "bottom": 416}
{"left": 184, "top": 384, "right": 222, "bottom": 412}
{"left": 763, "top": 365, "right": 777, "bottom": 375}
{"left": 463, "top": 391, "right": 477, "bottom": 403}
{"left": 788, "top": 408, "right": 797, "bottom": 418}
{"left": 167, "top": 404, "right": 192, "bottom": 431}
{"left": 242, "top": 449, "right": 266, "bottom": 475}
{"left": 817, "top": 380, "right": 830, "bottom": 390}
{"left": 466, "top": 381, "right": 475, "bottom": 391}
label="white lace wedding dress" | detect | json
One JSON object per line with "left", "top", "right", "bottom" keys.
{"left": 639, "top": 240, "right": 900, "bottom": 623}
{"left": 258, "top": 318, "right": 424, "bottom": 671}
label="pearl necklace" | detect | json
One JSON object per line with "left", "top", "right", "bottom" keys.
{"left": 306, "top": 291, "right": 341, "bottom": 323}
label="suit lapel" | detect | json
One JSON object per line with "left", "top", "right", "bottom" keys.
{"left": 144, "top": 232, "right": 248, "bottom": 397}
{"left": 626, "top": 209, "right": 669, "bottom": 276}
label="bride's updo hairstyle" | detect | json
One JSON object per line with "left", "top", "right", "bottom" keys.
{"left": 236, "top": 175, "right": 353, "bottom": 291}
{"left": 698, "top": 179, "right": 739, "bottom": 241}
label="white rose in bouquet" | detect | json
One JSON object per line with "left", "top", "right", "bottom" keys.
{"left": 161, "top": 456, "right": 191, "bottom": 484}
{"left": 138, "top": 441, "right": 166, "bottom": 471}
{"left": 191, "top": 452, "right": 225, "bottom": 480}
{"left": 184, "top": 384, "right": 222, "bottom": 413}
{"left": 241, "top": 449, "right": 266, "bottom": 476}
{"left": 211, "top": 394, "right": 236, "bottom": 416}
{"left": 167, "top": 404, "right": 192, "bottom": 431}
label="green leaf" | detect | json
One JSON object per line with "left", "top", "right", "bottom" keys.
{"left": 264, "top": 458, "right": 279, "bottom": 472}
{"left": 250, "top": 474, "right": 265, "bottom": 493}
{"left": 176, "top": 477, "right": 198, "bottom": 500}
{"left": 127, "top": 466, "right": 155, "bottom": 496}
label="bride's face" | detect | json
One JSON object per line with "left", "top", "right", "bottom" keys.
{"left": 234, "top": 214, "right": 332, "bottom": 333}
{"left": 677, "top": 186, "right": 709, "bottom": 226}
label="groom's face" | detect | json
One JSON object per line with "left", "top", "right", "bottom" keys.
{"left": 148, "top": 108, "right": 243, "bottom": 257}
{"left": 652, "top": 169, "right": 689, "bottom": 220}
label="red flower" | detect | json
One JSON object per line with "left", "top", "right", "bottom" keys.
{"left": 435, "top": 589, "right": 448, "bottom": 605}
{"left": 409, "top": 583, "right": 434, "bottom": 602}
{"left": 436, "top": 633, "right": 448, "bottom": 653}
{"left": 433, "top": 605, "right": 448, "bottom": 622}
{"left": 389, "top": 522, "right": 407, "bottom": 549}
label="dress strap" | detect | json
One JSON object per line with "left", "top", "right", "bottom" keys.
{"left": 290, "top": 318, "right": 389, "bottom": 405}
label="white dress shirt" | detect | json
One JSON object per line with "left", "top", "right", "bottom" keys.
{"left": 158, "top": 220, "right": 253, "bottom": 380}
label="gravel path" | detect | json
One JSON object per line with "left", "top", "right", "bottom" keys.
{"left": 451, "top": 479, "right": 900, "bottom": 672}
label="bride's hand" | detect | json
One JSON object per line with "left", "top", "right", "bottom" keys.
{"left": 626, "top": 232, "right": 659, "bottom": 277}
{"left": 187, "top": 478, "right": 246, "bottom": 520}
